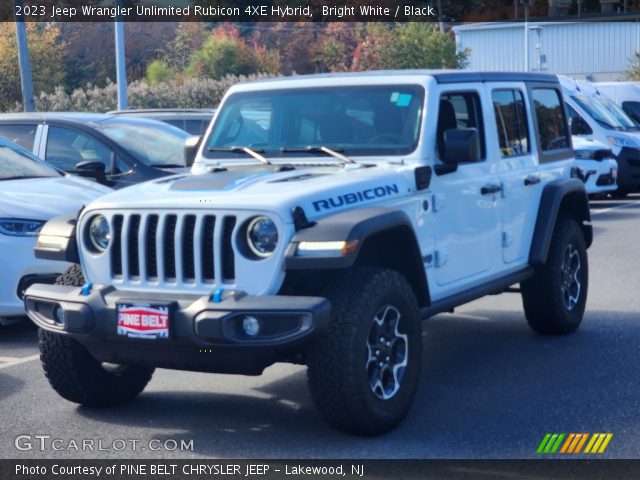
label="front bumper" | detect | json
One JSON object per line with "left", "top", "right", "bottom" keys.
{"left": 0, "top": 234, "right": 67, "bottom": 319}
{"left": 24, "top": 284, "right": 330, "bottom": 375}
{"left": 577, "top": 159, "right": 618, "bottom": 194}
{"left": 615, "top": 147, "right": 640, "bottom": 190}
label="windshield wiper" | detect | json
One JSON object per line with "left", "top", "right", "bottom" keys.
{"left": 281, "top": 146, "right": 356, "bottom": 164}
{"left": 150, "top": 163, "right": 185, "bottom": 168}
{"left": 208, "top": 146, "right": 271, "bottom": 166}
{"left": 0, "top": 175, "right": 49, "bottom": 181}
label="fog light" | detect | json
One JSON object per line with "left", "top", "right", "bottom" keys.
{"left": 242, "top": 316, "right": 261, "bottom": 337}
{"left": 52, "top": 305, "right": 66, "bottom": 326}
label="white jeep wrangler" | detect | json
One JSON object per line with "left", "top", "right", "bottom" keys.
{"left": 25, "top": 71, "right": 592, "bottom": 435}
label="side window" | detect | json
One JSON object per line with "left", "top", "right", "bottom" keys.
{"left": 0, "top": 124, "right": 38, "bottom": 151}
{"left": 492, "top": 89, "right": 530, "bottom": 157}
{"left": 565, "top": 103, "right": 593, "bottom": 135}
{"left": 437, "top": 91, "right": 485, "bottom": 160}
{"left": 532, "top": 88, "right": 570, "bottom": 152}
{"left": 46, "top": 126, "right": 128, "bottom": 175}
{"left": 622, "top": 101, "right": 640, "bottom": 126}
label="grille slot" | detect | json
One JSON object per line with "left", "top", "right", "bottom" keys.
{"left": 163, "top": 215, "right": 178, "bottom": 281}
{"left": 111, "top": 215, "right": 123, "bottom": 277}
{"left": 201, "top": 215, "right": 216, "bottom": 281}
{"left": 182, "top": 215, "right": 197, "bottom": 281}
{"left": 222, "top": 216, "right": 236, "bottom": 282}
{"left": 127, "top": 215, "right": 141, "bottom": 278}
{"left": 145, "top": 215, "right": 159, "bottom": 279}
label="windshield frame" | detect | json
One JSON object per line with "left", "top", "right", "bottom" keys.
{"left": 201, "top": 84, "right": 425, "bottom": 162}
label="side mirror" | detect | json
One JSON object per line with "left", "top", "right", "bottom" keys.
{"left": 184, "top": 135, "right": 202, "bottom": 167}
{"left": 443, "top": 128, "right": 480, "bottom": 164}
{"left": 76, "top": 160, "right": 107, "bottom": 185}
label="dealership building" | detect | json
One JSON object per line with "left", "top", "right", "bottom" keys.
{"left": 453, "top": 21, "right": 640, "bottom": 81}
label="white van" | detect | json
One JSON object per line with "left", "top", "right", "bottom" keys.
{"left": 560, "top": 76, "right": 640, "bottom": 197}
{"left": 595, "top": 82, "right": 640, "bottom": 126}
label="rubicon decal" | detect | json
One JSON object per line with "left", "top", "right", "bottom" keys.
{"left": 312, "top": 184, "right": 400, "bottom": 212}
{"left": 537, "top": 433, "right": 613, "bottom": 454}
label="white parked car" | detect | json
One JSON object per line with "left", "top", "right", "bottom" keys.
{"left": 571, "top": 136, "right": 618, "bottom": 196}
{"left": 0, "top": 136, "right": 110, "bottom": 325}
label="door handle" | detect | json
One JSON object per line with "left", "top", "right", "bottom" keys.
{"left": 524, "top": 175, "right": 541, "bottom": 186}
{"left": 481, "top": 184, "right": 502, "bottom": 195}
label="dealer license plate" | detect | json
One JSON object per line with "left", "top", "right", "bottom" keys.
{"left": 116, "top": 303, "right": 170, "bottom": 340}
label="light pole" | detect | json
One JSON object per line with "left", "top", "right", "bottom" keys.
{"left": 114, "top": 0, "right": 128, "bottom": 110}
{"left": 521, "top": 0, "right": 533, "bottom": 72}
{"left": 14, "top": 0, "right": 34, "bottom": 112}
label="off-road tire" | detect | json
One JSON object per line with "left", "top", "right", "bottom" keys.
{"left": 521, "top": 218, "right": 588, "bottom": 335}
{"left": 39, "top": 264, "right": 154, "bottom": 406}
{"left": 306, "top": 267, "right": 421, "bottom": 435}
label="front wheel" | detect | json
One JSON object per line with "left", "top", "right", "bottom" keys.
{"left": 306, "top": 267, "right": 421, "bottom": 435}
{"left": 39, "top": 264, "right": 154, "bottom": 406}
{"left": 521, "top": 218, "right": 588, "bottom": 335}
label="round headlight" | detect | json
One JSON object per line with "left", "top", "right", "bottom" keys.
{"left": 246, "top": 216, "right": 278, "bottom": 258}
{"left": 88, "top": 215, "right": 111, "bottom": 252}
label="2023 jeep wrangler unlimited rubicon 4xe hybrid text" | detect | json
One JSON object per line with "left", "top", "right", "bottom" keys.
{"left": 25, "top": 71, "right": 592, "bottom": 435}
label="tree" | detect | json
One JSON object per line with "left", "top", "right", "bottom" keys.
{"left": 145, "top": 59, "right": 176, "bottom": 84}
{"left": 625, "top": 51, "right": 640, "bottom": 81}
{"left": 353, "top": 23, "right": 468, "bottom": 71}
{"left": 187, "top": 26, "right": 258, "bottom": 78}
{"left": 0, "top": 23, "right": 66, "bottom": 111}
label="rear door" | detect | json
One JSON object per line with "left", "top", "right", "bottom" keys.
{"left": 490, "top": 84, "right": 541, "bottom": 264}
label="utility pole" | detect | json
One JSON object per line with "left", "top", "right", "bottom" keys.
{"left": 437, "top": 0, "right": 444, "bottom": 33}
{"left": 114, "top": 0, "right": 128, "bottom": 110}
{"left": 522, "top": 0, "right": 532, "bottom": 72}
{"left": 14, "top": 0, "right": 35, "bottom": 112}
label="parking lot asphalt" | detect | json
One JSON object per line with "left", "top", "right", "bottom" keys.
{"left": 2, "top": 195, "right": 640, "bottom": 459}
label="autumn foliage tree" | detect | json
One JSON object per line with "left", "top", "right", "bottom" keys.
{"left": 0, "top": 23, "right": 66, "bottom": 111}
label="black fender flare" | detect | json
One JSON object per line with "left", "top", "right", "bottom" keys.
{"left": 284, "top": 207, "right": 430, "bottom": 306}
{"left": 35, "top": 212, "right": 80, "bottom": 263}
{"left": 529, "top": 178, "right": 592, "bottom": 266}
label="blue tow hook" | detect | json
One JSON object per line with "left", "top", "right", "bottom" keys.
{"left": 80, "top": 282, "right": 93, "bottom": 296}
{"left": 212, "top": 288, "right": 224, "bottom": 303}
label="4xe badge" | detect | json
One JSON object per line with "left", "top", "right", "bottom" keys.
{"left": 117, "top": 303, "right": 170, "bottom": 339}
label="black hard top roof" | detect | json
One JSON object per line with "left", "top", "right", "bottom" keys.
{"left": 431, "top": 71, "right": 558, "bottom": 84}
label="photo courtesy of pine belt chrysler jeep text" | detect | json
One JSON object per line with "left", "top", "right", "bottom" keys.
{"left": 24, "top": 71, "right": 593, "bottom": 435}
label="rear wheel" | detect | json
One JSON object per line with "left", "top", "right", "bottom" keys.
{"left": 306, "top": 267, "right": 421, "bottom": 435}
{"left": 521, "top": 218, "right": 588, "bottom": 335}
{"left": 39, "top": 264, "right": 154, "bottom": 406}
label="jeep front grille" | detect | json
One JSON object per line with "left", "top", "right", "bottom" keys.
{"left": 110, "top": 212, "right": 236, "bottom": 285}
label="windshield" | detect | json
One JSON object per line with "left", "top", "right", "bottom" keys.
{"left": 96, "top": 121, "right": 189, "bottom": 167}
{"left": 572, "top": 94, "right": 627, "bottom": 131}
{"left": 0, "top": 137, "right": 60, "bottom": 180}
{"left": 597, "top": 97, "right": 639, "bottom": 129}
{"left": 203, "top": 85, "right": 424, "bottom": 160}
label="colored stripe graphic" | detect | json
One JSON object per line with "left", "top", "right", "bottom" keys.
{"left": 538, "top": 433, "right": 612, "bottom": 454}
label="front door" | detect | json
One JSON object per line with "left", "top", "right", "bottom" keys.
{"left": 431, "top": 87, "right": 503, "bottom": 289}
